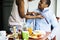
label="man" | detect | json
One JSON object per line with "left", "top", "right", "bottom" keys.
{"left": 35, "top": 0, "right": 60, "bottom": 40}
{"left": 26, "top": 0, "right": 60, "bottom": 40}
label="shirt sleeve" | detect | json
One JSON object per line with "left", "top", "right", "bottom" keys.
{"left": 48, "top": 11, "right": 60, "bottom": 39}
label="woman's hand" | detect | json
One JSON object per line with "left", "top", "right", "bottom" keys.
{"left": 26, "top": 12, "right": 36, "bottom": 16}
{"left": 36, "top": 15, "right": 44, "bottom": 19}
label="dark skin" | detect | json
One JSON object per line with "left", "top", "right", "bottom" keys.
{"left": 16, "top": 0, "right": 25, "bottom": 18}
{"left": 38, "top": 0, "right": 48, "bottom": 11}
{"left": 16, "top": 0, "right": 44, "bottom": 19}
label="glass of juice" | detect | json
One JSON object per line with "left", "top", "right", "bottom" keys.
{"left": 28, "top": 27, "right": 33, "bottom": 36}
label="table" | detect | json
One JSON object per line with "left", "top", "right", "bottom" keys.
{"left": 8, "top": 32, "right": 56, "bottom": 40}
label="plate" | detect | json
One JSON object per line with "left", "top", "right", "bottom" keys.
{"left": 29, "top": 35, "right": 44, "bottom": 39}
{"left": 7, "top": 34, "right": 13, "bottom": 38}
{"left": 29, "top": 36, "right": 38, "bottom": 39}
{"left": 33, "top": 30, "right": 46, "bottom": 35}
{"left": 29, "top": 30, "right": 46, "bottom": 39}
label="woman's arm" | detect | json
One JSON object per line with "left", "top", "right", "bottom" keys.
{"left": 16, "top": 0, "right": 34, "bottom": 18}
{"left": 16, "top": 0, "right": 25, "bottom": 18}
{"left": 16, "top": 0, "right": 44, "bottom": 19}
{"left": 26, "top": 12, "right": 44, "bottom": 19}
{"left": 16, "top": 0, "right": 37, "bottom": 19}
{"left": 28, "top": 0, "right": 33, "bottom": 1}
{"left": 25, "top": 15, "right": 36, "bottom": 19}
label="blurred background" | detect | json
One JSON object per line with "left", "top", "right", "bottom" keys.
{"left": 0, "top": 0, "right": 2, "bottom": 30}
{"left": 0, "top": 0, "right": 13, "bottom": 33}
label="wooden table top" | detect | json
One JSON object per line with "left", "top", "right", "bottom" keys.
{"left": 8, "top": 32, "right": 56, "bottom": 40}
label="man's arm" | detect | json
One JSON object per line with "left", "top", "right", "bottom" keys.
{"left": 47, "top": 12, "right": 60, "bottom": 39}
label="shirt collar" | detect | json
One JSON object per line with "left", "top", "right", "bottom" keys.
{"left": 38, "top": 7, "right": 49, "bottom": 12}
{"left": 43, "top": 7, "right": 49, "bottom": 13}
{"left": 44, "top": 7, "right": 49, "bottom": 11}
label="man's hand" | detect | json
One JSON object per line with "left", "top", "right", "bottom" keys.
{"left": 45, "top": 38, "right": 49, "bottom": 40}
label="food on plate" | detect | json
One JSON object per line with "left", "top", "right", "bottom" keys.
{"left": 31, "top": 34, "right": 37, "bottom": 38}
{"left": 30, "top": 30, "right": 46, "bottom": 38}
{"left": 33, "top": 30, "right": 46, "bottom": 35}
{"left": 37, "top": 35, "right": 41, "bottom": 37}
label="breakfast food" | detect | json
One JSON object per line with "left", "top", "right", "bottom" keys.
{"left": 31, "top": 33, "right": 37, "bottom": 38}
{"left": 29, "top": 30, "right": 46, "bottom": 38}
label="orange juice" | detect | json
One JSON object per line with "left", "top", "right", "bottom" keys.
{"left": 28, "top": 27, "right": 32, "bottom": 36}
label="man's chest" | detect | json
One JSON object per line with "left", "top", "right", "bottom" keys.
{"left": 36, "top": 12, "right": 51, "bottom": 24}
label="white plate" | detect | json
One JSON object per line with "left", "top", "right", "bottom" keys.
{"left": 29, "top": 36, "right": 38, "bottom": 39}
{"left": 29, "top": 30, "right": 46, "bottom": 38}
{"left": 33, "top": 30, "right": 46, "bottom": 35}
